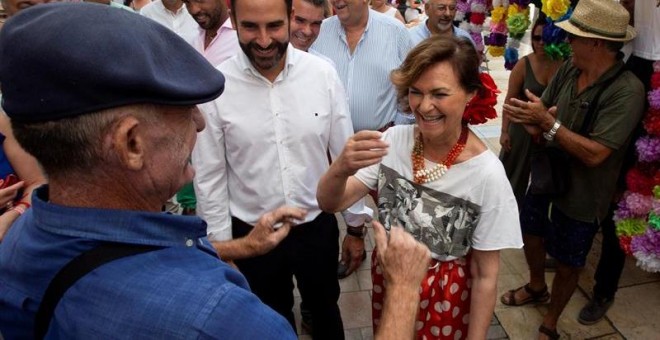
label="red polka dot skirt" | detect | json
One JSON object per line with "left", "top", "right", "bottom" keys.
{"left": 371, "top": 249, "right": 472, "bottom": 339}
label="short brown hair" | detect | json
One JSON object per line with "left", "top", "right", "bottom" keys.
{"left": 391, "top": 36, "right": 481, "bottom": 114}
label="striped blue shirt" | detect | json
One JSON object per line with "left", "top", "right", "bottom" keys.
{"left": 311, "top": 10, "right": 413, "bottom": 131}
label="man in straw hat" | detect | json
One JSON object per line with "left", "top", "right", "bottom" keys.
{"left": 502, "top": 0, "right": 645, "bottom": 338}
{"left": 0, "top": 3, "right": 431, "bottom": 338}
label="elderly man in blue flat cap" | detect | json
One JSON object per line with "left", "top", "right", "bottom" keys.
{"left": 0, "top": 2, "right": 302, "bottom": 339}
{"left": 0, "top": 4, "right": 431, "bottom": 339}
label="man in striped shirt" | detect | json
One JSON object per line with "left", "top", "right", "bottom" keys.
{"left": 311, "top": 0, "right": 413, "bottom": 278}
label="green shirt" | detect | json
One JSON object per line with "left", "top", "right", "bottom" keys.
{"left": 540, "top": 60, "right": 645, "bottom": 223}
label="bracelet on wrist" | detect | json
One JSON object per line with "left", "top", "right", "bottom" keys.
{"left": 543, "top": 119, "right": 561, "bottom": 141}
{"left": 346, "top": 225, "right": 366, "bottom": 238}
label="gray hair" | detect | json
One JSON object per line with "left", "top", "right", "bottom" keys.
{"left": 11, "top": 104, "right": 159, "bottom": 178}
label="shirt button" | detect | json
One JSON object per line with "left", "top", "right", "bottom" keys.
{"left": 185, "top": 239, "right": 194, "bottom": 247}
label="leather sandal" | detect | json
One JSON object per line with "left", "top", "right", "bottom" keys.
{"left": 538, "top": 325, "right": 560, "bottom": 340}
{"left": 500, "top": 283, "right": 550, "bottom": 306}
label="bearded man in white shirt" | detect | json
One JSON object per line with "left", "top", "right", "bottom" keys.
{"left": 192, "top": 0, "right": 371, "bottom": 338}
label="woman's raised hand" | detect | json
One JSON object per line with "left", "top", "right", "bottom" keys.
{"left": 336, "top": 130, "right": 389, "bottom": 177}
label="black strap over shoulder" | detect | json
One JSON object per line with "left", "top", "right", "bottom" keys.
{"left": 579, "top": 65, "right": 628, "bottom": 136}
{"left": 34, "top": 242, "right": 163, "bottom": 339}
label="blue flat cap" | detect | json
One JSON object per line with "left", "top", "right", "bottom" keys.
{"left": 0, "top": 2, "right": 225, "bottom": 123}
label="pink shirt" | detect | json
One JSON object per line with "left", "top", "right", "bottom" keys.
{"left": 188, "top": 19, "right": 239, "bottom": 67}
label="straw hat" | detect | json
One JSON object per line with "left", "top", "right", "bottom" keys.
{"left": 555, "top": 0, "right": 636, "bottom": 42}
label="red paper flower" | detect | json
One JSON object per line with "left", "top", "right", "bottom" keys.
{"left": 626, "top": 167, "right": 655, "bottom": 196}
{"left": 619, "top": 235, "right": 633, "bottom": 256}
{"left": 463, "top": 73, "right": 500, "bottom": 125}
{"left": 643, "top": 108, "right": 660, "bottom": 136}
{"left": 651, "top": 72, "right": 660, "bottom": 90}
{"left": 470, "top": 12, "right": 486, "bottom": 25}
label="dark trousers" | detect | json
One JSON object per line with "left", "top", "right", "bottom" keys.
{"left": 233, "top": 212, "right": 344, "bottom": 340}
{"left": 593, "top": 204, "right": 626, "bottom": 299}
{"left": 627, "top": 55, "right": 654, "bottom": 94}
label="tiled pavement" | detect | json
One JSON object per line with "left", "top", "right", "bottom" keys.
{"left": 295, "top": 20, "right": 660, "bottom": 340}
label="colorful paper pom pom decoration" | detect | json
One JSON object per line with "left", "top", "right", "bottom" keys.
{"left": 455, "top": 0, "right": 487, "bottom": 55}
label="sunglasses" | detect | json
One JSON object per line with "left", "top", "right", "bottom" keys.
{"left": 532, "top": 35, "right": 542, "bottom": 42}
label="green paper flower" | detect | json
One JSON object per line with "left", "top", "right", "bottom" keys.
{"left": 544, "top": 42, "right": 571, "bottom": 60}
{"left": 507, "top": 13, "right": 530, "bottom": 36}
{"left": 615, "top": 218, "right": 648, "bottom": 237}
{"left": 650, "top": 213, "right": 660, "bottom": 230}
{"left": 654, "top": 185, "right": 660, "bottom": 199}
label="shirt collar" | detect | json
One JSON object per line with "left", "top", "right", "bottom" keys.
{"left": 31, "top": 186, "right": 208, "bottom": 247}
{"left": 572, "top": 60, "right": 626, "bottom": 88}
{"left": 336, "top": 9, "right": 374, "bottom": 39}
{"left": 422, "top": 18, "right": 432, "bottom": 37}
{"left": 196, "top": 17, "right": 234, "bottom": 38}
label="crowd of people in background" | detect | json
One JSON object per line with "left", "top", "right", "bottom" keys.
{"left": 0, "top": 0, "right": 658, "bottom": 339}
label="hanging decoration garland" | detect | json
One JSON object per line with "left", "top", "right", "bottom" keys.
{"left": 455, "top": 0, "right": 487, "bottom": 56}
{"left": 503, "top": 0, "right": 531, "bottom": 70}
{"left": 485, "top": 0, "right": 508, "bottom": 58}
{"left": 615, "top": 61, "right": 660, "bottom": 273}
{"left": 540, "top": 0, "right": 572, "bottom": 60}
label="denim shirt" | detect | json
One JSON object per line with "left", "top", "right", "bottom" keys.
{"left": 0, "top": 186, "right": 295, "bottom": 339}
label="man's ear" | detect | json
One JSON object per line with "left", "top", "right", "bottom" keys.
{"left": 110, "top": 116, "right": 145, "bottom": 171}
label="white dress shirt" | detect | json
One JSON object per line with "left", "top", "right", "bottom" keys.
{"left": 632, "top": 0, "right": 660, "bottom": 61}
{"left": 188, "top": 19, "right": 240, "bottom": 68}
{"left": 193, "top": 45, "right": 371, "bottom": 241}
{"left": 139, "top": 0, "right": 197, "bottom": 41}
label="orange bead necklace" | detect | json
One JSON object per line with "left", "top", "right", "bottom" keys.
{"left": 412, "top": 125, "right": 469, "bottom": 184}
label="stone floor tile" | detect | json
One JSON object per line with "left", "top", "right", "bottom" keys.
{"left": 490, "top": 315, "right": 499, "bottom": 326}
{"left": 293, "top": 296, "right": 305, "bottom": 335}
{"left": 357, "top": 251, "right": 372, "bottom": 271}
{"left": 499, "top": 248, "right": 529, "bottom": 276}
{"left": 297, "top": 335, "right": 312, "bottom": 340}
{"left": 550, "top": 290, "right": 617, "bottom": 340}
{"left": 495, "top": 305, "right": 544, "bottom": 340}
{"left": 339, "top": 272, "right": 361, "bottom": 293}
{"left": 588, "top": 333, "right": 626, "bottom": 340}
{"left": 344, "top": 328, "right": 363, "bottom": 340}
{"left": 364, "top": 227, "right": 375, "bottom": 252}
{"left": 293, "top": 277, "right": 300, "bottom": 297}
{"left": 486, "top": 324, "right": 508, "bottom": 339}
{"left": 605, "top": 281, "right": 660, "bottom": 339}
{"left": 360, "top": 327, "right": 374, "bottom": 340}
{"left": 356, "top": 268, "right": 372, "bottom": 291}
{"left": 338, "top": 291, "right": 372, "bottom": 329}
